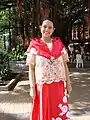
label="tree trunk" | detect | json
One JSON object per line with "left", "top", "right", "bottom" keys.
{"left": 88, "top": 0, "right": 90, "bottom": 37}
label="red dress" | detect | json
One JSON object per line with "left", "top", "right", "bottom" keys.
{"left": 26, "top": 37, "right": 70, "bottom": 120}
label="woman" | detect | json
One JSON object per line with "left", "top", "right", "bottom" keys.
{"left": 26, "top": 19, "right": 72, "bottom": 120}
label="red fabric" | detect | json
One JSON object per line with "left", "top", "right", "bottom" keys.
{"left": 26, "top": 37, "right": 64, "bottom": 59}
{"left": 31, "top": 81, "right": 70, "bottom": 120}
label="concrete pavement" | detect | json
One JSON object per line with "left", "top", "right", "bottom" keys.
{"left": 0, "top": 67, "right": 90, "bottom": 120}
{"left": 69, "top": 68, "right": 90, "bottom": 120}
{"left": 0, "top": 73, "right": 31, "bottom": 120}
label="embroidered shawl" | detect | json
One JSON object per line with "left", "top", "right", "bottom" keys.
{"left": 26, "top": 37, "right": 64, "bottom": 59}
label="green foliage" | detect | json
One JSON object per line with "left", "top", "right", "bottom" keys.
{"left": 0, "top": 39, "right": 4, "bottom": 46}
{"left": 0, "top": 0, "right": 88, "bottom": 47}
{"left": 8, "top": 46, "right": 27, "bottom": 61}
{"left": 0, "top": 10, "right": 9, "bottom": 31}
{"left": 0, "top": 49, "right": 10, "bottom": 80}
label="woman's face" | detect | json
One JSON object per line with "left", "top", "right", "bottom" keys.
{"left": 40, "top": 20, "right": 54, "bottom": 38}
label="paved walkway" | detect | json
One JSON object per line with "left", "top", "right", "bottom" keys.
{"left": 0, "top": 62, "right": 90, "bottom": 120}
{"left": 69, "top": 68, "right": 90, "bottom": 120}
{"left": 0, "top": 71, "right": 31, "bottom": 120}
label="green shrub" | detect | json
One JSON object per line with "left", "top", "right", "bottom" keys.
{"left": 0, "top": 49, "right": 11, "bottom": 80}
{"left": 8, "top": 46, "right": 27, "bottom": 61}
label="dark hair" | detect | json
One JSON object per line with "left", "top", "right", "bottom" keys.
{"left": 40, "top": 18, "right": 55, "bottom": 27}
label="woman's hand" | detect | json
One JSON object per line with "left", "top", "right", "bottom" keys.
{"left": 30, "top": 87, "right": 36, "bottom": 99}
{"left": 66, "top": 83, "right": 72, "bottom": 94}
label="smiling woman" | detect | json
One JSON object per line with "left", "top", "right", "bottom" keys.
{"left": 26, "top": 19, "right": 72, "bottom": 120}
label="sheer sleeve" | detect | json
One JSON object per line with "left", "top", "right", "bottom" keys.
{"left": 61, "top": 47, "right": 69, "bottom": 62}
{"left": 26, "top": 48, "right": 37, "bottom": 66}
{"left": 60, "top": 41, "right": 69, "bottom": 62}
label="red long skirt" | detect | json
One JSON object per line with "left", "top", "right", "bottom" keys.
{"left": 31, "top": 80, "right": 70, "bottom": 120}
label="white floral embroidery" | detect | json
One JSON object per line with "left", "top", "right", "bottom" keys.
{"left": 51, "top": 118, "right": 55, "bottom": 120}
{"left": 26, "top": 48, "right": 37, "bottom": 66}
{"left": 61, "top": 47, "right": 66, "bottom": 53}
{"left": 66, "top": 111, "right": 70, "bottom": 118}
{"left": 58, "top": 104, "right": 62, "bottom": 108}
{"left": 56, "top": 117, "right": 62, "bottom": 120}
{"left": 35, "top": 55, "right": 66, "bottom": 84}
{"left": 61, "top": 106, "right": 68, "bottom": 113}
{"left": 51, "top": 117, "right": 62, "bottom": 120}
{"left": 59, "top": 105, "right": 68, "bottom": 116}
{"left": 26, "top": 46, "right": 69, "bottom": 84}
{"left": 63, "top": 96, "right": 67, "bottom": 103}
{"left": 51, "top": 97, "right": 70, "bottom": 120}
{"left": 30, "top": 48, "right": 37, "bottom": 55}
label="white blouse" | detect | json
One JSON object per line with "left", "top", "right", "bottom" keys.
{"left": 26, "top": 46, "right": 69, "bottom": 84}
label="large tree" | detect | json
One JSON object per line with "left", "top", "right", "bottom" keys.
{"left": 0, "top": 0, "right": 88, "bottom": 48}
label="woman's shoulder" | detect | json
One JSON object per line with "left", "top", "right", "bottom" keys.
{"left": 52, "top": 36, "right": 61, "bottom": 41}
{"left": 52, "top": 37, "right": 64, "bottom": 46}
{"left": 52, "top": 37, "right": 62, "bottom": 43}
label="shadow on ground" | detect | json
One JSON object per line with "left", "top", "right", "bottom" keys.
{"left": 0, "top": 112, "right": 30, "bottom": 120}
{"left": 0, "top": 80, "right": 32, "bottom": 103}
{"left": 0, "top": 68, "right": 90, "bottom": 119}
{"left": 69, "top": 71, "right": 90, "bottom": 117}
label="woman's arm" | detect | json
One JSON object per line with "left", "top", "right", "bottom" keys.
{"left": 28, "top": 55, "right": 36, "bottom": 99}
{"left": 64, "top": 62, "right": 72, "bottom": 94}
{"left": 29, "top": 63, "right": 36, "bottom": 87}
{"left": 61, "top": 46, "right": 72, "bottom": 94}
